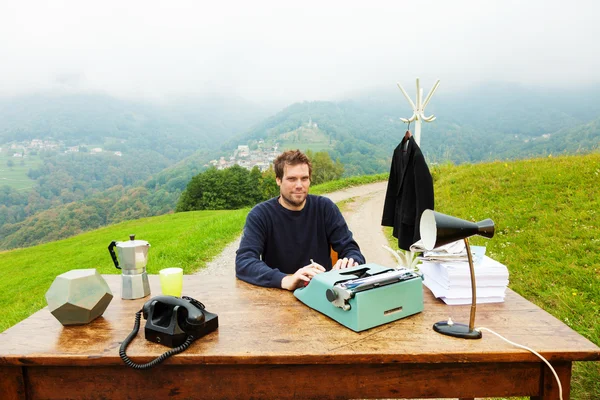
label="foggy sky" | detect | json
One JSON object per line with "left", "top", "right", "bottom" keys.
{"left": 1, "top": 0, "right": 599, "bottom": 105}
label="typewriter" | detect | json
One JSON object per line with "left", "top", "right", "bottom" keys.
{"left": 294, "top": 263, "right": 423, "bottom": 332}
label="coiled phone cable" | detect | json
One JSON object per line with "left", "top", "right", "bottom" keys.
{"left": 119, "top": 308, "right": 196, "bottom": 370}
{"left": 476, "top": 327, "right": 563, "bottom": 400}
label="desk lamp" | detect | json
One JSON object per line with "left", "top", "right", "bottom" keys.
{"left": 419, "top": 209, "right": 495, "bottom": 339}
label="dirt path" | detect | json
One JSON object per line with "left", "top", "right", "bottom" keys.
{"left": 195, "top": 181, "right": 396, "bottom": 276}
{"left": 337, "top": 182, "right": 397, "bottom": 267}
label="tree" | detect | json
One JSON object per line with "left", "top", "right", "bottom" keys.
{"left": 176, "top": 164, "right": 283, "bottom": 212}
{"left": 246, "top": 167, "right": 265, "bottom": 204}
{"left": 305, "top": 150, "right": 344, "bottom": 185}
{"left": 260, "top": 168, "right": 279, "bottom": 200}
{"left": 7, "top": 159, "right": 14, "bottom": 169}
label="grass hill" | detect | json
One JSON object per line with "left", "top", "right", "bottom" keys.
{"left": 0, "top": 208, "right": 248, "bottom": 332}
{"left": 1, "top": 153, "right": 598, "bottom": 397}
{"left": 0, "top": 174, "right": 383, "bottom": 331}
{"left": 432, "top": 151, "right": 600, "bottom": 399}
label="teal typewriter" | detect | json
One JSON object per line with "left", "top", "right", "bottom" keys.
{"left": 294, "top": 263, "right": 424, "bottom": 332}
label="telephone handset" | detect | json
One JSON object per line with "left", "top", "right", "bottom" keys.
{"left": 120, "top": 295, "right": 219, "bottom": 369}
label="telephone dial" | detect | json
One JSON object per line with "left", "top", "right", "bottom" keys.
{"left": 119, "top": 295, "right": 218, "bottom": 369}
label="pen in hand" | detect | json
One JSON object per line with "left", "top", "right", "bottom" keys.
{"left": 310, "top": 259, "right": 325, "bottom": 271}
{"left": 304, "top": 258, "right": 325, "bottom": 287}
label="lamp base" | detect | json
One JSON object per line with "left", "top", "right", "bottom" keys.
{"left": 433, "top": 321, "right": 482, "bottom": 339}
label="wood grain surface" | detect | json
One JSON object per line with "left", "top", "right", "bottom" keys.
{"left": 0, "top": 273, "right": 598, "bottom": 399}
{"left": 1, "top": 274, "right": 598, "bottom": 366}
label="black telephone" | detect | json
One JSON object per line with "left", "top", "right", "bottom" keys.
{"left": 120, "top": 295, "right": 218, "bottom": 369}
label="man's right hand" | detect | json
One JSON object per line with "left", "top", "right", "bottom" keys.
{"left": 281, "top": 262, "right": 326, "bottom": 291}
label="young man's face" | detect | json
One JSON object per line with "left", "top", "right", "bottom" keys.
{"left": 276, "top": 163, "right": 311, "bottom": 210}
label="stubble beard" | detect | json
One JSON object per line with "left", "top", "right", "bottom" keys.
{"left": 280, "top": 191, "right": 307, "bottom": 209}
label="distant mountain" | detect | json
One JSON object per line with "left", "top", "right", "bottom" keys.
{"left": 221, "top": 83, "right": 600, "bottom": 174}
{"left": 0, "top": 92, "right": 271, "bottom": 158}
{"left": 2, "top": 83, "right": 600, "bottom": 250}
{"left": 0, "top": 92, "right": 272, "bottom": 249}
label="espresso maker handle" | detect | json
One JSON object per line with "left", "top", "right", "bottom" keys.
{"left": 108, "top": 241, "right": 121, "bottom": 269}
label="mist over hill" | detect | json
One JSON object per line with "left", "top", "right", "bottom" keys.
{"left": 0, "top": 93, "right": 271, "bottom": 152}
{"left": 223, "top": 82, "right": 600, "bottom": 174}
{"left": 0, "top": 92, "right": 271, "bottom": 249}
{"left": 1, "top": 83, "right": 599, "bottom": 250}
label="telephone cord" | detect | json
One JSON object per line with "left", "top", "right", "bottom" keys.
{"left": 476, "top": 327, "right": 563, "bottom": 400}
{"left": 119, "top": 309, "right": 195, "bottom": 370}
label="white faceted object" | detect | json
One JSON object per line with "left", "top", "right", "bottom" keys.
{"left": 45, "top": 269, "right": 113, "bottom": 326}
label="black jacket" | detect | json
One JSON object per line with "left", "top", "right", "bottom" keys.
{"left": 381, "top": 136, "right": 434, "bottom": 250}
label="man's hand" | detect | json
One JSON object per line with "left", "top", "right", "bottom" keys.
{"left": 281, "top": 261, "right": 326, "bottom": 291}
{"left": 332, "top": 257, "right": 358, "bottom": 270}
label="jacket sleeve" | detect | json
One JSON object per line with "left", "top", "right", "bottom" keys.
{"left": 324, "top": 198, "right": 366, "bottom": 265}
{"left": 412, "top": 151, "right": 435, "bottom": 243}
{"left": 381, "top": 149, "right": 398, "bottom": 227}
{"left": 235, "top": 208, "right": 287, "bottom": 288}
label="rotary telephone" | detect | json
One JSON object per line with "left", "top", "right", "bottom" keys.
{"left": 120, "top": 295, "right": 218, "bottom": 369}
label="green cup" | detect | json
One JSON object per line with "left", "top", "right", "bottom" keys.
{"left": 159, "top": 267, "right": 183, "bottom": 297}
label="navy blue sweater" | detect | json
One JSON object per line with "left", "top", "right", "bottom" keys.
{"left": 235, "top": 195, "right": 365, "bottom": 288}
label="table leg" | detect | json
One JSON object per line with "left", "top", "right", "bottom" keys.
{"left": 0, "top": 366, "right": 26, "bottom": 400}
{"left": 531, "top": 361, "right": 572, "bottom": 400}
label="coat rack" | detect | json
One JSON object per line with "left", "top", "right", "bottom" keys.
{"left": 397, "top": 78, "right": 440, "bottom": 147}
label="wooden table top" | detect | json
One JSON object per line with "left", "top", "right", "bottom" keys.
{"left": 1, "top": 273, "right": 599, "bottom": 367}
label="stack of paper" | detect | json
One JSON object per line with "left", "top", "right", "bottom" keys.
{"left": 419, "top": 255, "right": 509, "bottom": 305}
{"left": 410, "top": 239, "right": 485, "bottom": 263}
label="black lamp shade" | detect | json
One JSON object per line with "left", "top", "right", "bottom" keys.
{"left": 420, "top": 209, "right": 495, "bottom": 250}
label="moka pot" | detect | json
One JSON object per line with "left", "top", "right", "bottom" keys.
{"left": 108, "top": 234, "right": 151, "bottom": 300}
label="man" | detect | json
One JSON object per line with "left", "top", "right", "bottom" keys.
{"left": 235, "top": 150, "right": 365, "bottom": 290}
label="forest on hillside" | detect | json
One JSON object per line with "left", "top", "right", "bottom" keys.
{"left": 1, "top": 84, "right": 599, "bottom": 250}
{"left": 226, "top": 83, "right": 600, "bottom": 175}
{"left": 0, "top": 94, "right": 270, "bottom": 248}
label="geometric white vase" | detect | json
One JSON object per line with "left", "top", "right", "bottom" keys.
{"left": 45, "top": 268, "right": 113, "bottom": 326}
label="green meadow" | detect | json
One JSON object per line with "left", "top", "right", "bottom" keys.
{"left": 0, "top": 209, "right": 248, "bottom": 331}
{"left": 0, "top": 152, "right": 41, "bottom": 191}
{"left": 275, "top": 125, "right": 334, "bottom": 153}
{"left": 0, "top": 174, "right": 383, "bottom": 332}
{"left": 429, "top": 152, "right": 600, "bottom": 399}
{"left": 0, "top": 153, "right": 598, "bottom": 398}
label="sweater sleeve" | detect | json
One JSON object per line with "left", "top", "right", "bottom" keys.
{"left": 324, "top": 198, "right": 366, "bottom": 265}
{"left": 235, "top": 207, "right": 287, "bottom": 288}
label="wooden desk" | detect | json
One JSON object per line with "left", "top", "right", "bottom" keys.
{"left": 1, "top": 274, "right": 598, "bottom": 400}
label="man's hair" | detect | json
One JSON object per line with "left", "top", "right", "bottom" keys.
{"left": 273, "top": 149, "right": 312, "bottom": 180}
